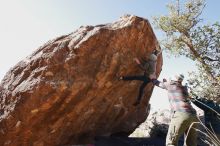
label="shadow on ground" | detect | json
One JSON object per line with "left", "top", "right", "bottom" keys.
{"left": 95, "top": 136, "right": 166, "bottom": 146}
{"left": 65, "top": 136, "right": 206, "bottom": 146}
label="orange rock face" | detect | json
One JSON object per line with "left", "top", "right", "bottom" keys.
{"left": 0, "top": 15, "right": 162, "bottom": 146}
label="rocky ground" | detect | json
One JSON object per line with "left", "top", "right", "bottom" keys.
{"left": 130, "top": 108, "right": 170, "bottom": 138}
{"left": 129, "top": 108, "right": 210, "bottom": 146}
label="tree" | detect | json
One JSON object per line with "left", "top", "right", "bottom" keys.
{"left": 153, "top": 0, "right": 220, "bottom": 102}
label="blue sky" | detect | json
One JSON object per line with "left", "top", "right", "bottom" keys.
{"left": 0, "top": 0, "right": 219, "bottom": 109}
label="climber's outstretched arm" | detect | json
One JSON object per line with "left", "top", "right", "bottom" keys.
{"left": 133, "top": 58, "right": 146, "bottom": 71}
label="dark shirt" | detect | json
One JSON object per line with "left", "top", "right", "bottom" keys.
{"left": 138, "top": 58, "right": 156, "bottom": 76}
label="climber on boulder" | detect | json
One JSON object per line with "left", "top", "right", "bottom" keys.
{"left": 119, "top": 49, "right": 160, "bottom": 106}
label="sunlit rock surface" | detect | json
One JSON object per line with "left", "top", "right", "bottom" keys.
{"left": 0, "top": 15, "right": 162, "bottom": 146}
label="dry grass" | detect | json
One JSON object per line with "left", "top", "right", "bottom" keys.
{"left": 185, "top": 117, "right": 220, "bottom": 146}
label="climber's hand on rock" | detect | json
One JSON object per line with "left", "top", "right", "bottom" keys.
{"left": 133, "top": 58, "right": 140, "bottom": 64}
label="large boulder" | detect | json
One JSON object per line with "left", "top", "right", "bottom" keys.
{"left": 0, "top": 15, "right": 162, "bottom": 146}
